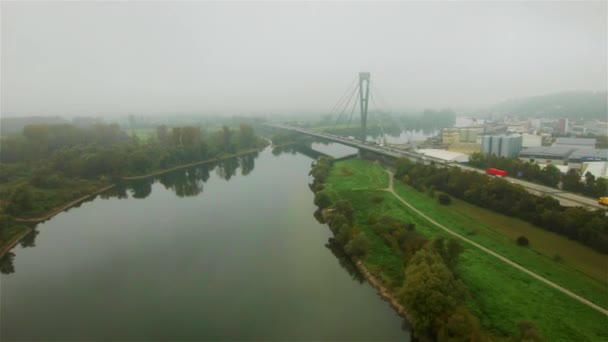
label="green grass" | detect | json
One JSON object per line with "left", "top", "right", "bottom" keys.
{"left": 326, "top": 158, "right": 388, "bottom": 192}
{"left": 393, "top": 182, "right": 607, "bottom": 308}
{"left": 323, "top": 158, "right": 608, "bottom": 341}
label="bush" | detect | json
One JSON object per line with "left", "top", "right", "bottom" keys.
{"left": 516, "top": 235, "right": 529, "bottom": 246}
{"left": 438, "top": 193, "right": 452, "bottom": 205}
{"left": 345, "top": 233, "right": 370, "bottom": 257}
{"left": 313, "top": 191, "right": 332, "bottom": 209}
{"left": 371, "top": 195, "right": 384, "bottom": 204}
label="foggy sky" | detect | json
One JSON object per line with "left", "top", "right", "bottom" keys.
{"left": 1, "top": 1, "right": 606, "bottom": 117}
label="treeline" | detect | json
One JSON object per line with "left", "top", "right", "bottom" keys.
{"left": 469, "top": 153, "right": 608, "bottom": 198}
{"left": 396, "top": 158, "right": 608, "bottom": 253}
{"left": 0, "top": 123, "right": 266, "bottom": 219}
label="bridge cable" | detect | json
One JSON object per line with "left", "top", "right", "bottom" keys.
{"left": 334, "top": 82, "right": 360, "bottom": 127}
{"left": 329, "top": 76, "right": 358, "bottom": 118}
{"left": 346, "top": 90, "right": 361, "bottom": 127}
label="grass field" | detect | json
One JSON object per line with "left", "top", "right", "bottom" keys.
{"left": 323, "top": 158, "right": 608, "bottom": 341}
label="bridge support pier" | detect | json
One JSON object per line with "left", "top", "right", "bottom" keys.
{"left": 359, "top": 72, "right": 370, "bottom": 143}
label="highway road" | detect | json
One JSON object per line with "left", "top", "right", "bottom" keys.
{"left": 267, "top": 123, "right": 607, "bottom": 210}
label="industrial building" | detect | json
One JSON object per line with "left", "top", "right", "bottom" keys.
{"left": 553, "top": 137, "right": 596, "bottom": 149}
{"left": 518, "top": 146, "right": 576, "bottom": 165}
{"left": 521, "top": 133, "right": 542, "bottom": 148}
{"left": 459, "top": 127, "right": 483, "bottom": 143}
{"left": 482, "top": 134, "right": 523, "bottom": 158}
{"left": 441, "top": 128, "right": 460, "bottom": 145}
{"left": 568, "top": 149, "right": 608, "bottom": 169}
{"left": 580, "top": 162, "right": 608, "bottom": 180}
{"left": 556, "top": 118, "right": 569, "bottom": 134}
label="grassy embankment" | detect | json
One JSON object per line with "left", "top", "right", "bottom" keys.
{"left": 323, "top": 158, "right": 608, "bottom": 341}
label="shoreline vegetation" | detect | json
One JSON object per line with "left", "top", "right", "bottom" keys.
{"left": 312, "top": 157, "right": 607, "bottom": 341}
{"left": 0, "top": 148, "right": 264, "bottom": 258}
{"left": 0, "top": 123, "right": 269, "bottom": 260}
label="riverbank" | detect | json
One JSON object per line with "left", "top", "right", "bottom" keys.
{"left": 320, "top": 158, "right": 608, "bottom": 341}
{"left": 122, "top": 148, "right": 262, "bottom": 180}
{"left": 0, "top": 227, "right": 32, "bottom": 259}
{"left": 353, "top": 259, "right": 412, "bottom": 323}
{"left": 2, "top": 147, "right": 265, "bottom": 257}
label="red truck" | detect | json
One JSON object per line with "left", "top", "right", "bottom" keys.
{"left": 486, "top": 168, "right": 507, "bottom": 177}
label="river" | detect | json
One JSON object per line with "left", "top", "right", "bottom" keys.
{"left": 1, "top": 144, "right": 410, "bottom": 341}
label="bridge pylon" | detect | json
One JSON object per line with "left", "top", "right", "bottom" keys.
{"left": 359, "top": 72, "right": 371, "bottom": 143}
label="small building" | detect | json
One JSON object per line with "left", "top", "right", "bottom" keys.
{"left": 417, "top": 149, "right": 469, "bottom": 163}
{"left": 519, "top": 146, "right": 576, "bottom": 165}
{"left": 553, "top": 137, "right": 596, "bottom": 149}
{"left": 568, "top": 149, "right": 608, "bottom": 169}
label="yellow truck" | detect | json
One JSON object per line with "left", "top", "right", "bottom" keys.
{"left": 599, "top": 197, "right": 608, "bottom": 206}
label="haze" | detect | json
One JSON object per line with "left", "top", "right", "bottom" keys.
{"left": 1, "top": 1, "right": 606, "bottom": 117}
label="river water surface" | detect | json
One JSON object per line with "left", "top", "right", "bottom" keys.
{"left": 1, "top": 144, "right": 409, "bottom": 341}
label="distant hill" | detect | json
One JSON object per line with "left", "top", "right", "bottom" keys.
{"left": 1, "top": 116, "right": 70, "bottom": 136}
{"left": 493, "top": 91, "right": 607, "bottom": 120}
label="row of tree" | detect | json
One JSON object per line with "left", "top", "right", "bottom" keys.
{"left": 396, "top": 157, "right": 608, "bottom": 253}
{"left": 468, "top": 152, "right": 608, "bottom": 198}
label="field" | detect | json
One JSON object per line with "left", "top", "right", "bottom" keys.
{"left": 323, "top": 158, "right": 608, "bottom": 341}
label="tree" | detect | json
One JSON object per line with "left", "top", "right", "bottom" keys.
{"left": 345, "top": 233, "right": 370, "bottom": 257}
{"left": 584, "top": 172, "right": 597, "bottom": 196}
{"left": 517, "top": 235, "right": 529, "bottom": 246}
{"left": 538, "top": 164, "right": 561, "bottom": 188}
{"left": 238, "top": 124, "right": 256, "bottom": 148}
{"left": 516, "top": 320, "right": 545, "bottom": 342}
{"left": 314, "top": 191, "right": 332, "bottom": 209}
{"left": 401, "top": 249, "right": 465, "bottom": 338}
{"left": 6, "top": 185, "right": 34, "bottom": 216}
{"left": 438, "top": 193, "right": 452, "bottom": 205}
{"left": 335, "top": 200, "right": 354, "bottom": 223}
{"left": 436, "top": 306, "right": 483, "bottom": 342}
{"left": 561, "top": 169, "right": 582, "bottom": 192}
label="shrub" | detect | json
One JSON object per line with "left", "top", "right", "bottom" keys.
{"left": 313, "top": 191, "right": 332, "bottom": 209}
{"left": 371, "top": 195, "right": 384, "bottom": 204}
{"left": 516, "top": 235, "right": 529, "bottom": 246}
{"left": 345, "top": 233, "right": 370, "bottom": 257}
{"left": 438, "top": 193, "right": 452, "bottom": 205}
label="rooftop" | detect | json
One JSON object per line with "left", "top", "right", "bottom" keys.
{"left": 569, "top": 149, "right": 608, "bottom": 161}
{"left": 519, "top": 146, "right": 576, "bottom": 158}
{"left": 554, "top": 137, "right": 596, "bottom": 147}
{"left": 417, "top": 149, "right": 469, "bottom": 162}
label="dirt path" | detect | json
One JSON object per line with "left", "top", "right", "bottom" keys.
{"left": 383, "top": 170, "right": 608, "bottom": 316}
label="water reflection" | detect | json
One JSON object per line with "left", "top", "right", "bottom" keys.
{"left": 0, "top": 152, "right": 260, "bottom": 274}
{"left": 121, "top": 152, "right": 260, "bottom": 199}
{"left": 0, "top": 252, "right": 15, "bottom": 274}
